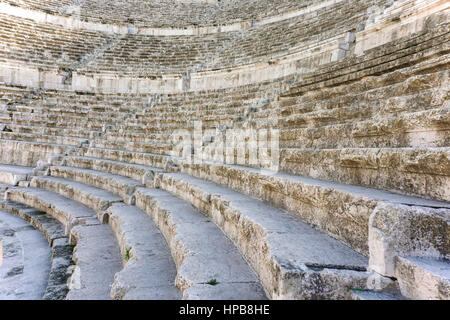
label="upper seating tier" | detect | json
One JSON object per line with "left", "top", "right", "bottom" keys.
{"left": 2, "top": 0, "right": 320, "bottom": 28}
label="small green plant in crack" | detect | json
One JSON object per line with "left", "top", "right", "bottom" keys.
{"left": 202, "top": 279, "right": 219, "bottom": 286}
{"left": 125, "top": 247, "right": 132, "bottom": 261}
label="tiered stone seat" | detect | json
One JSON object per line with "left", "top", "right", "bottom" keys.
{"left": 0, "top": 0, "right": 448, "bottom": 301}
{"left": 79, "top": 33, "right": 229, "bottom": 76}
{"left": 77, "top": 0, "right": 368, "bottom": 76}
{"left": 94, "top": 79, "right": 288, "bottom": 155}
{"left": 2, "top": 0, "right": 320, "bottom": 28}
{"left": 29, "top": 162, "right": 268, "bottom": 299}
{"left": 4, "top": 186, "right": 123, "bottom": 299}
{"left": 276, "top": 22, "right": 450, "bottom": 202}
{"left": 0, "top": 200, "right": 73, "bottom": 300}
{"left": 199, "top": 0, "right": 372, "bottom": 71}
{"left": 0, "top": 164, "right": 32, "bottom": 185}
{"left": 0, "top": 85, "right": 149, "bottom": 166}
{"left": 35, "top": 154, "right": 370, "bottom": 299}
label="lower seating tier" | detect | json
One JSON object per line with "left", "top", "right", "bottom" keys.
{"left": 37, "top": 156, "right": 382, "bottom": 299}
{"left": 0, "top": 199, "right": 73, "bottom": 300}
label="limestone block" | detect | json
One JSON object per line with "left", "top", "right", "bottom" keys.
{"left": 369, "top": 203, "right": 449, "bottom": 277}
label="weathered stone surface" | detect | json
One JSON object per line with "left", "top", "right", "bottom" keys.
{"left": 30, "top": 175, "right": 122, "bottom": 214}
{"left": 395, "top": 256, "right": 450, "bottom": 300}
{"left": 351, "top": 290, "right": 404, "bottom": 300}
{"left": 369, "top": 203, "right": 449, "bottom": 277}
{"left": 0, "top": 164, "right": 32, "bottom": 185}
{"left": 154, "top": 172, "right": 370, "bottom": 299}
{"left": 0, "top": 0, "right": 448, "bottom": 301}
{"left": 5, "top": 187, "right": 99, "bottom": 235}
{"left": 135, "top": 187, "right": 267, "bottom": 300}
{"left": 0, "top": 210, "right": 51, "bottom": 300}
{"left": 0, "top": 237, "right": 3, "bottom": 267}
{"left": 63, "top": 155, "right": 162, "bottom": 186}
{"left": 49, "top": 166, "right": 143, "bottom": 204}
{"left": 178, "top": 160, "right": 450, "bottom": 257}
{"left": 0, "top": 140, "right": 73, "bottom": 167}
{"left": 0, "top": 200, "right": 74, "bottom": 300}
{"left": 106, "top": 203, "right": 180, "bottom": 300}
{"left": 67, "top": 224, "right": 122, "bottom": 300}
{"left": 44, "top": 238, "right": 73, "bottom": 300}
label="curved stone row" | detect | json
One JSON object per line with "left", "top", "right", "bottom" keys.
{"left": 2, "top": 0, "right": 446, "bottom": 93}
{"left": 2, "top": 0, "right": 321, "bottom": 28}
{"left": 0, "top": 206, "right": 51, "bottom": 299}
{"left": 0, "top": 199, "right": 73, "bottom": 300}
{"left": 1, "top": 19, "right": 447, "bottom": 201}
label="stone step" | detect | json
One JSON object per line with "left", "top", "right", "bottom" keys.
{"left": 25, "top": 171, "right": 184, "bottom": 300}
{"left": 0, "top": 164, "right": 33, "bottom": 185}
{"left": 2, "top": 172, "right": 123, "bottom": 300}
{"left": 48, "top": 165, "right": 144, "bottom": 204}
{"left": 91, "top": 139, "right": 171, "bottom": 155}
{"left": 66, "top": 223, "right": 122, "bottom": 300}
{"left": 0, "top": 200, "right": 73, "bottom": 300}
{"left": 395, "top": 256, "right": 450, "bottom": 300}
{"left": 45, "top": 161, "right": 268, "bottom": 299}
{"left": 62, "top": 155, "right": 163, "bottom": 184}
{"left": 30, "top": 176, "right": 122, "bottom": 214}
{"left": 279, "top": 108, "right": 450, "bottom": 149}
{"left": 280, "top": 72, "right": 448, "bottom": 128}
{"left": 151, "top": 171, "right": 371, "bottom": 299}
{"left": 106, "top": 203, "right": 181, "bottom": 300}
{"left": 7, "top": 105, "right": 122, "bottom": 120}
{"left": 102, "top": 131, "right": 166, "bottom": 143}
{"left": 7, "top": 111, "right": 118, "bottom": 125}
{"left": 0, "top": 200, "right": 66, "bottom": 246}
{"left": 351, "top": 290, "right": 404, "bottom": 300}
{"left": 134, "top": 187, "right": 267, "bottom": 300}
{"left": 2, "top": 115, "right": 107, "bottom": 130}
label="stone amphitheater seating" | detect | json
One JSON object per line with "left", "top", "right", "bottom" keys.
{"left": 0, "top": 13, "right": 112, "bottom": 70}
{"left": 0, "top": 0, "right": 448, "bottom": 301}
{"left": 2, "top": 0, "right": 319, "bottom": 28}
{"left": 77, "top": 0, "right": 369, "bottom": 76}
